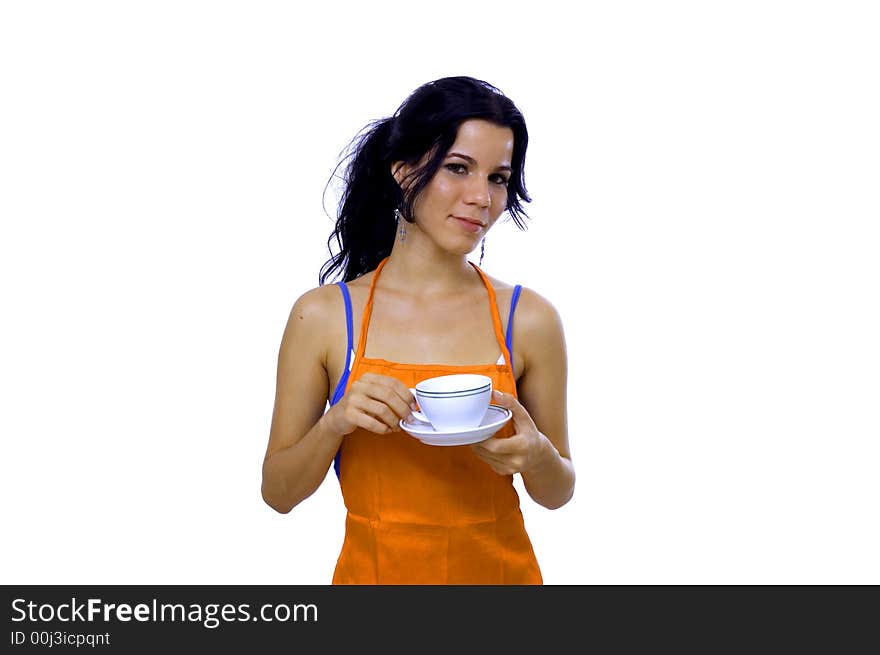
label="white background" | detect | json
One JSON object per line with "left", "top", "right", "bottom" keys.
{"left": 1, "top": 1, "right": 877, "bottom": 584}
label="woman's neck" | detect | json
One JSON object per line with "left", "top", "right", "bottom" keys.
{"left": 381, "top": 236, "right": 481, "bottom": 298}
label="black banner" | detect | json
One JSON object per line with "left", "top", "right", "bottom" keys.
{"left": 2, "top": 586, "right": 875, "bottom": 651}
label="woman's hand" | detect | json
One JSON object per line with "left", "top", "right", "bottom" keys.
{"left": 469, "top": 390, "right": 555, "bottom": 475}
{"left": 324, "top": 372, "right": 415, "bottom": 436}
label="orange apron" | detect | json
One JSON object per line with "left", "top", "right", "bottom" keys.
{"left": 332, "top": 257, "right": 542, "bottom": 584}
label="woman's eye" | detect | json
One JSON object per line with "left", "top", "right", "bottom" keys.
{"left": 446, "top": 163, "right": 509, "bottom": 185}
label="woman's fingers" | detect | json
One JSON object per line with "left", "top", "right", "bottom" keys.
{"left": 469, "top": 445, "right": 514, "bottom": 475}
{"left": 492, "top": 390, "right": 537, "bottom": 431}
{"left": 354, "top": 411, "right": 393, "bottom": 434}
{"left": 359, "top": 396, "right": 404, "bottom": 431}
{"left": 362, "top": 375, "right": 416, "bottom": 421}
{"left": 339, "top": 399, "right": 390, "bottom": 434}
{"left": 344, "top": 373, "right": 424, "bottom": 434}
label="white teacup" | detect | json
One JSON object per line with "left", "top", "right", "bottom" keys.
{"left": 409, "top": 374, "right": 493, "bottom": 432}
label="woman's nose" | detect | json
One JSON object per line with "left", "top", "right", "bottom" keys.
{"left": 465, "top": 177, "right": 491, "bottom": 208}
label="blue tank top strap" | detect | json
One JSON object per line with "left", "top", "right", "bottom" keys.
{"left": 505, "top": 285, "right": 523, "bottom": 365}
{"left": 330, "top": 282, "right": 353, "bottom": 479}
{"left": 330, "top": 282, "right": 353, "bottom": 406}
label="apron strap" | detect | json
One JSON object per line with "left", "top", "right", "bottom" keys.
{"left": 356, "top": 256, "right": 391, "bottom": 360}
{"left": 469, "top": 261, "right": 514, "bottom": 372}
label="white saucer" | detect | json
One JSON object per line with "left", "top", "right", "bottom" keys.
{"left": 399, "top": 404, "right": 513, "bottom": 446}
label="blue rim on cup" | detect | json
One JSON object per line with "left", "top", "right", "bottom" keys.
{"left": 409, "top": 374, "right": 493, "bottom": 431}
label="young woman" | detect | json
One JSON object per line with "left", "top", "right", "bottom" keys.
{"left": 262, "top": 76, "right": 574, "bottom": 584}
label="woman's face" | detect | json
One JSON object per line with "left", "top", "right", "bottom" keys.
{"left": 396, "top": 119, "right": 514, "bottom": 255}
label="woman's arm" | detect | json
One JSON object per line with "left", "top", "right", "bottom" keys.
{"left": 516, "top": 289, "right": 574, "bottom": 508}
{"left": 261, "top": 286, "right": 416, "bottom": 514}
{"left": 470, "top": 287, "right": 574, "bottom": 509}
{"left": 261, "top": 287, "right": 344, "bottom": 514}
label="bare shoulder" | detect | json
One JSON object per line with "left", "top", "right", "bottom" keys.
{"left": 288, "top": 283, "right": 341, "bottom": 324}
{"left": 282, "top": 284, "right": 344, "bottom": 365}
{"left": 514, "top": 286, "right": 564, "bottom": 333}
{"left": 510, "top": 286, "right": 566, "bottom": 376}
{"left": 337, "top": 270, "right": 376, "bottom": 303}
{"left": 482, "top": 271, "right": 561, "bottom": 330}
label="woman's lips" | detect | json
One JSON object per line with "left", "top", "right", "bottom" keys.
{"left": 451, "top": 216, "right": 484, "bottom": 233}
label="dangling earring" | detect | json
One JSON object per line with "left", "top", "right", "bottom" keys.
{"left": 479, "top": 237, "right": 486, "bottom": 266}
{"left": 395, "top": 207, "right": 406, "bottom": 243}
